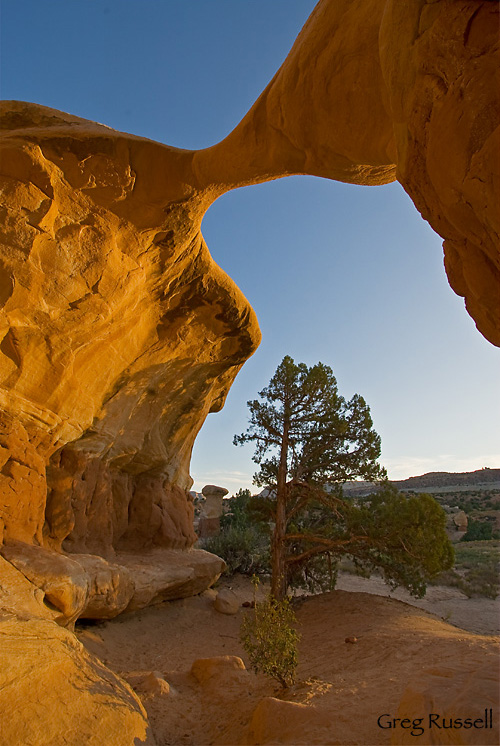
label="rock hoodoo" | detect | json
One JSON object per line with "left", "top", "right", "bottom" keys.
{"left": 0, "top": 0, "right": 498, "bottom": 743}
{"left": 198, "top": 484, "right": 228, "bottom": 538}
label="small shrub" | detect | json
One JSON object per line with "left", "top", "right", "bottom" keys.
{"left": 431, "top": 540, "right": 499, "bottom": 598}
{"left": 202, "top": 525, "right": 269, "bottom": 575}
{"left": 461, "top": 520, "right": 493, "bottom": 542}
{"left": 240, "top": 578, "right": 300, "bottom": 687}
{"left": 459, "top": 565, "right": 499, "bottom": 599}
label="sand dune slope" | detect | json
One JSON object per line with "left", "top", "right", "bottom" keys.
{"left": 77, "top": 577, "right": 499, "bottom": 746}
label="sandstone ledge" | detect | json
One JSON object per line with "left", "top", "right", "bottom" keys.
{"left": 0, "top": 542, "right": 224, "bottom": 624}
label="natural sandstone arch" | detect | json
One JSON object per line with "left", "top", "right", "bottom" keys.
{"left": 0, "top": 0, "right": 498, "bottom": 629}
{"left": 195, "top": 0, "right": 499, "bottom": 346}
{"left": 0, "top": 2, "right": 498, "bottom": 743}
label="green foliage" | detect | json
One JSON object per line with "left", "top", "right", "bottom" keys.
{"left": 460, "top": 564, "right": 498, "bottom": 598}
{"left": 284, "top": 486, "right": 454, "bottom": 598}
{"left": 204, "top": 487, "right": 270, "bottom": 575}
{"left": 287, "top": 549, "right": 339, "bottom": 595}
{"left": 461, "top": 519, "right": 493, "bottom": 542}
{"left": 431, "top": 489, "right": 500, "bottom": 515}
{"left": 234, "top": 355, "right": 387, "bottom": 599}
{"left": 202, "top": 524, "right": 269, "bottom": 575}
{"left": 220, "top": 488, "right": 252, "bottom": 531}
{"left": 345, "top": 488, "right": 454, "bottom": 597}
{"left": 432, "top": 540, "right": 499, "bottom": 598}
{"left": 234, "top": 355, "right": 454, "bottom": 600}
{"left": 234, "top": 355, "right": 387, "bottom": 488}
{"left": 240, "top": 578, "right": 300, "bottom": 687}
{"left": 454, "top": 541, "right": 499, "bottom": 566}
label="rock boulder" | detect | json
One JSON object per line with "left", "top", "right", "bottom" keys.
{"left": 0, "top": 612, "right": 155, "bottom": 746}
{"left": 214, "top": 587, "right": 240, "bottom": 615}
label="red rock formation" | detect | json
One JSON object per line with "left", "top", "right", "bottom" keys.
{"left": 0, "top": 0, "right": 498, "bottom": 632}
{"left": 0, "top": 0, "right": 498, "bottom": 629}
{"left": 196, "top": 0, "right": 499, "bottom": 345}
{"left": 380, "top": 0, "right": 500, "bottom": 347}
{"left": 0, "top": 103, "right": 248, "bottom": 625}
{"left": 0, "top": 1, "right": 498, "bottom": 743}
{"left": 0, "top": 102, "right": 257, "bottom": 605}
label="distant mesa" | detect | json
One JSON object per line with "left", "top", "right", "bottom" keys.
{"left": 343, "top": 468, "right": 500, "bottom": 496}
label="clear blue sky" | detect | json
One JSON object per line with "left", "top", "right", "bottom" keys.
{"left": 1, "top": 1, "right": 498, "bottom": 493}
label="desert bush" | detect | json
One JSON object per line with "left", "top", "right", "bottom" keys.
{"left": 202, "top": 525, "right": 269, "bottom": 575}
{"left": 461, "top": 519, "right": 493, "bottom": 542}
{"left": 240, "top": 577, "right": 300, "bottom": 687}
{"left": 220, "top": 488, "right": 253, "bottom": 531}
{"left": 459, "top": 565, "right": 498, "bottom": 598}
{"left": 454, "top": 540, "right": 498, "bottom": 566}
{"left": 431, "top": 540, "right": 499, "bottom": 598}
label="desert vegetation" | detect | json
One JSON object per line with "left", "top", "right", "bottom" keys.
{"left": 206, "top": 489, "right": 499, "bottom": 601}
{"left": 430, "top": 540, "right": 499, "bottom": 600}
{"left": 204, "top": 357, "right": 455, "bottom": 606}
{"left": 240, "top": 576, "right": 300, "bottom": 687}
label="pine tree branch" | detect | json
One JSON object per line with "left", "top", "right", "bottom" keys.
{"left": 284, "top": 534, "right": 382, "bottom": 565}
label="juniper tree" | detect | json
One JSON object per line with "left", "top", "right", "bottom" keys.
{"left": 234, "top": 356, "right": 453, "bottom": 600}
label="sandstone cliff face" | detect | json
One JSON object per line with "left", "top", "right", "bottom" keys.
{"left": 0, "top": 102, "right": 259, "bottom": 561}
{"left": 0, "top": 610, "right": 155, "bottom": 746}
{"left": 0, "top": 0, "right": 497, "bottom": 628}
{"left": 1, "top": 0, "right": 499, "bottom": 622}
{"left": 379, "top": 0, "right": 500, "bottom": 347}
{"left": 0, "top": 1, "right": 498, "bottom": 743}
{"left": 195, "top": 0, "right": 499, "bottom": 346}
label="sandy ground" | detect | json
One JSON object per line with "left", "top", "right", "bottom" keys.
{"left": 334, "top": 573, "right": 500, "bottom": 636}
{"left": 77, "top": 574, "right": 499, "bottom": 746}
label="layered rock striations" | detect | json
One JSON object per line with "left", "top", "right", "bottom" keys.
{"left": 0, "top": 103, "right": 258, "bottom": 624}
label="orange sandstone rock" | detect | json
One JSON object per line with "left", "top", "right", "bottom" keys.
{"left": 379, "top": 0, "right": 500, "bottom": 347}
{"left": 0, "top": 2, "right": 498, "bottom": 621}
{"left": 0, "top": 541, "right": 224, "bottom": 625}
{"left": 0, "top": 4, "right": 498, "bottom": 741}
{"left": 190, "top": 655, "right": 247, "bottom": 686}
{"left": 0, "top": 612, "right": 154, "bottom": 746}
{"left": 195, "top": 0, "right": 499, "bottom": 344}
{"left": 1, "top": 541, "right": 90, "bottom": 626}
{"left": 0, "top": 413, "right": 47, "bottom": 545}
{"left": 247, "top": 697, "right": 333, "bottom": 746}
{"left": 0, "top": 102, "right": 260, "bottom": 576}
{"left": 394, "top": 663, "right": 499, "bottom": 745}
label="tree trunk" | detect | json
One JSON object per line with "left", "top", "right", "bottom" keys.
{"left": 271, "top": 414, "right": 289, "bottom": 601}
{"left": 271, "top": 501, "right": 287, "bottom": 600}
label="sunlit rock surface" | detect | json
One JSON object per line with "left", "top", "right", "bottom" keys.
{"left": 0, "top": 102, "right": 258, "bottom": 593}
{"left": 0, "top": 0, "right": 498, "bottom": 742}
{"left": 196, "top": 0, "right": 499, "bottom": 345}
{"left": 0, "top": 611, "right": 154, "bottom": 746}
{"left": 0, "top": 1, "right": 498, "bottom": 611}
{"left": 379, "top": 0, "right": 500, "bottom": 347}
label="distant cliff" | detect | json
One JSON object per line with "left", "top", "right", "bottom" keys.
{"left": 393, "top": 468, "right": 500, "bottom": 491}
{"left": 343, "top": 468, "right": 500, "bottom": 496}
